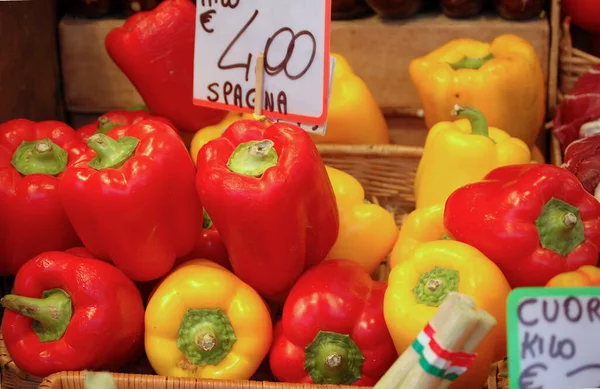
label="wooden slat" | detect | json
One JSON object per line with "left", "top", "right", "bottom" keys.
{"left": 0, "top": 0, "right": 65, "bottom": 122}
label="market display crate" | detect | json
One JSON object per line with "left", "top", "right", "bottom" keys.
{"left": 58, "top": 8, "right": 554, "bottom": 118}
{"left": 0, "top": 0, "right": 574, "bottom": 388}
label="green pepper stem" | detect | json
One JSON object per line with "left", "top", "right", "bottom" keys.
{"left": 97, "top": 117, "right": 120, "bottom": 134}
{"left": 413, "top": 266, "right": 460, "bottom": 307}
{"left": 304, "top": 331, "right": 365, "bottom": 385}
{"left": 451, "top": 105, "right": 492, "bottom": 139}
{"left": 126, "top": 104, "right": 149, "bottom": 112}
{"left": 0, "top": 289, "right": 72, "bottom": 342}
{"left": 448, "top": 53, "right": 495, "bottom": 70}
{"left": 11, "top": 139, "right": 68, "bottom": 176}
{"left": 87, "top": 133, "right": 140, "bottom": 170}
{"left": 536, "top": 198, "right": 585, "bottom": 256}
{"left": 202, "top": 209, "right": 213, "bottom": 230}
{"left": 227, "top": 140, "right": 278, "bottom": 177}
{"left": 177, "top": 308, "right": 237, "bottom": 367}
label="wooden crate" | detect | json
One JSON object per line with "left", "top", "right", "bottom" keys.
{"left": 59, "top": 12, "right": 552, "bottom": 116}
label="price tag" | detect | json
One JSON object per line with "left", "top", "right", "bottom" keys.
{"left": 268, "top": 56, "right": 335, "bottom": 136}
{"left": 507, "top": 287, "right": 600, "bottom": 389}
{"left": 193, "top": 0, "right": 332, "bottom": 126}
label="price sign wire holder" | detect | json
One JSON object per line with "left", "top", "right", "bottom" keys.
{"left": 253, "top": 52, "right": 268, "bottom": 122}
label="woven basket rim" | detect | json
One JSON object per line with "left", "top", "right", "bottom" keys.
{"left": 316, "top": 143, "right": 423, "bottom": 158}
{"left": 39, "top": 370, "right": 374, "bottom": 389}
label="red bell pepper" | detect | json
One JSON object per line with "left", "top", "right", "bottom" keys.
{"left": 175, "top": 209, "right": 230, "bottom": 270}
{"left": 105, "top": 0, "right": 228, "bottom": 133}
{"left": 65, "top": 246, "right": 98, "bottom": 259}
{"left": 444, "top": 164, "right": 600, "bottom": 288}
{"left": 0, "top": 251, "right": 145, "bottom": 377}
{"left": 76, "top": 108, "right": 177, "bottom": 142}
{"left": 560, "top": 9, "right": 600, "bottom": 57}
{"left": 64, "top": 244, "right": 159, "bottom": 305}
{"left": 0, "top": 119, "right": 86, "bottom": 276}
{"left": 196, "top": 120, "right": 339, "bottom": 301}
{"left": 60, "top": 120, "right": 202, "bottom": 281}
{"left": 269, "top": 259, "right": 397, "bottom": 385}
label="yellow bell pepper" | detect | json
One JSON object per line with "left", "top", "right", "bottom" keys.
{"left": 384, "top": 240, "right": 511, "bottom": 389}
{"left": 325, "top": 166, "right": 398, "bottom": 274}
{"left": 190, "top": 112, "right": 255, "bottom": 165}
{"left": 389, "top": 203, "right": 446, "bottom": 269}
{"left": 409, "top": 34, "right": 546, "bottom": 148}
{"left": 546, "top": 265, "right": 600, "bottom": 287}
{"left": 145, "top": 260, "right": 272, "bottom": 379}
{"left": 310, "top": 53, "right": 390, "bottom": 145}
{"left": 414, "top": 105, "right": 531, "bottom": 209}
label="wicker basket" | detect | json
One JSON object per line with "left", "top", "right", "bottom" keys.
{"left": 0, "top": 335, "right": 41, "bottom": 389}
{"left": 0, "top": 3, "right": 571, "bottom": 384}
{"left": 558, "top": 17, "right": 600, "bottom": 101}
{"left": 549, "top": 8, "right": 600, "bottom": 165}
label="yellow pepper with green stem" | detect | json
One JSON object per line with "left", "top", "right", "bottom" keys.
{"left": 409, "top": 34, "right": 546, "bottom": 148}
{"left": 414, "top": 105, "right": 531, "bottom": 209}
{"left": 325, "top": 166, "right": 398, "bottom": 274}
{"left": 384, "top": 240, "right": 511, "bottom": 389}
{"left": 144, "top": 260, "right": 272, "bottom": 379}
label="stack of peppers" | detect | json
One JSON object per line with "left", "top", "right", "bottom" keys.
{"left": 0, "top": 111, "right": 401, "bottom": 386}
{"left": 384, "top": 103, "right": 600, "bottom": 388}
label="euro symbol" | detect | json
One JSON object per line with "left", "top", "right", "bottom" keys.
{"left": 200, "top": 10, "right": 216, "bottom": 34}
{"left": 519, "top": 363, "right": 548, "bottom": 389}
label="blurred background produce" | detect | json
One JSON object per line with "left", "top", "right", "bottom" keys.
{"left": 495, "top": 0, "right": 545, "bottom": 20}
{"left": 65, "top": 0, "right": 163, "bottom": 17}
{"left": 560, "top": 0, "right": 600, "bottom": 56}
{"left": 331, "top": 0, "right": 373, "bottom": 19}
{"left": 364, "top": 0, "right": 424, "bottom": 18}
{"left": 440, "top": 0, "right": 484, "bottom": 18}
{"left": 332, "top": 0, "right": 547, "bottom": 19}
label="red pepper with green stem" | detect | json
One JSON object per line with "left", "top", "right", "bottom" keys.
{"left": 0, "top": 119, "right": 86, "bottom": 276}
{"left": 195, "top": 120, "right": 339, "bottom": 302}
{"left": 76, "top": 108, "right": 178, "bottom": 142}
{"left": 269, "top": 259, "right": 397, "bottom": 385}
{"left": 444, "top": 164, "right": 600, "bottom": 288}
{"left": 60, "top": 120, "right": 202, "bottom": 282}
{"left": 105, "top": 0, "right": 228, "bottom": 133}
{"left": 0, "top": 251, "right": 145, "bottom": 377}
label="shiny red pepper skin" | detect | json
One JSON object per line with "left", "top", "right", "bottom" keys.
{"left": 175, "top": 212, "right": 230, "bottom": 270}
{"left": 444, "top": 164, "right": 600, "bottom": 287}
{"left": 1, "top": 251, "right": 145, "bottom": 377}
{"left": 270, "top": 259, "right": 397, "bottom": 385}
{"left": 60, "top": 120, "right": 202, "bottom": 281}
{"left": 77, "top": 109, "right": 177, "bottom": 142}
{"left": 0, "top": 119, "right": 86, "bottom": 276}
{"left": 196, "top": 120, "right": 339, "bottom": 301}
{"left": 105, "top": 0, "right": 227, "bottom": 132}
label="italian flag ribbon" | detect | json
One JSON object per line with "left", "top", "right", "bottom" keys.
{"left": 410, "top": 323, "right": 477, "bottom": 381}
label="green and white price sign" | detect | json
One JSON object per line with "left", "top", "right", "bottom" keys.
{"left": 507, "top": 287, "right": 600, "bottom": 389}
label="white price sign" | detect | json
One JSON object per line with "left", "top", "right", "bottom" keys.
{"left": 268, "top": 56, "right": 335, "bottom": 136}
{"left": 508, "top": 287, "right": 600, "bottom": 389}
{"left": 193, "top": 0, "right": 332, "bottom": 127}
